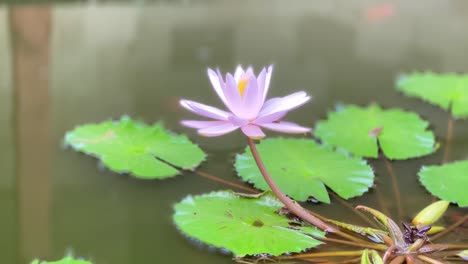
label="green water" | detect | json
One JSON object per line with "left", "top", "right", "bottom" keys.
{"left": 0, "top": 1, "right": 467, "bottom": 263}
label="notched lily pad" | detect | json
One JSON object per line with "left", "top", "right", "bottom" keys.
{"left": 65, "top": 116, "right": 206, "bottom": 179}
{"left": 396, "top": 72, "right": 468, "bottom": 119}
{"left": 31, "top": 256, "right": 92, "bottom": 264}
{"left": 419, "top": 160, "right": 468, "bottom": 207}
{"left": 235, "top": 138, "right": 374, "bottom": 203}
{"left": 173, "top": 191, "right": 325, "bottom": 257}
{"left": 314, "top": 104, "right": 436, "bottom": 159}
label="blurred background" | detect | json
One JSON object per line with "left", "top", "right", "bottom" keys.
{"left": 0, "top": 1, "right": 467, "bottom": 263}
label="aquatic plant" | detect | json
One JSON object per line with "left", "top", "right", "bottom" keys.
{"left": 180, "top": 65, "right": 311, "bottom": 138}
{"left": 65, "top": 68, "right": 467, "bottom": 263}
{"left": 30, "top": 256, "right": 92, "bottom": 264}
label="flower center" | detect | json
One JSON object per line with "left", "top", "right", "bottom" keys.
{"left": 237, "top": 78, "right": 249, "bottom": 96}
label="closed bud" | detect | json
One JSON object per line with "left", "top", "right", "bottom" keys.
{"left": 412, "top": 201, "right": 449, "bottom": 226}
{"left": 426, "top": 225, "right": 445, "bottom": 235}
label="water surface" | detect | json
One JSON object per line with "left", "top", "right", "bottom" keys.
{"left": 0, "top": 1, "right": 467, "bottom": 263}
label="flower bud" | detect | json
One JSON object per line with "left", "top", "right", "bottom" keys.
{"left": 412, "top": 200, "right": 449, "bottom": 226}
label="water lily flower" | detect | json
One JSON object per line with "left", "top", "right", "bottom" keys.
{"left": 180, "top": 65, "right": 311, "bottom": 138}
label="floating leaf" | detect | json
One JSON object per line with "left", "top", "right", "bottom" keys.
{"left": 361, "top": 249, "right": 384, "bottom": 264}
{"left": 65, "top": 116, "right": 206, "bottom": 179}
{"left": 419, "top": 160, "right": 468, "bottom": 207}
{"left": 314, "top": 104, "right": 436, "bottom": 159}
{"left": 173, "top": 191, "right": 325, "bottom": 257}
{"left": 235, "top": 138, "right": 374, "bottom": 203}
{"left": 396, "top": 72, "right": 468, "bottom": 119}
{"left": 327, "top": 219, "right": 387, "bottom": 243}
{"left": 30, "top": 256, "right": 92, "bottom": 264}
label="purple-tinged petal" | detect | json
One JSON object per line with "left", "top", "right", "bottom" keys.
{"left": 260, "top": 121, "right": 311, "bottom": 134}
{"left": 228, "top": 115, "right": 249, "bottom": 127}
{"left": 239, "top": 76, "right": 263, "bottom": 119}
{"left": 261, "top": 97, "right": 282, "bottom": 110}
{"left": 234, "top": 65, "right": 244, "bottom": 82}
{"left": 207, "top": 68, "right": 227, "bottom": 105}
{"left": 263, "top": 65, "right": 273, "bottom": 101}
{"left": 245, "top": 66, "right": 254, "bottom": 77}
{"left": 181, "top": 120, "right": 227, "bottom": 129}
{"left": 240, "top": 124, "right": 266, "bottom": 139}
{"left": 259, "top": 91, "right": 311, "bottom": 117}
{"left": 223, "top": 73, "right": 243, "bottom": 116}
{"left": 253, "top": 110, "right": 287, "bottom": 124}
{"left": 180, "top": 99, "right": 230, "bottom": 120}
{"left": 256, "top": 68, "right": 267, "bottom": 104}
{"left": 198, "top": 123, "right": 239, "bottom": 137}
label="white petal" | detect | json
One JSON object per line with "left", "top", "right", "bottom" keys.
{"left": 260, "top": 121, "right": 311, "bottom": 134}
{"left": 240, "top": 124, "right": 265, "bottom": 139}
{"left": 259, "top": 91, "right": 311, "bottom": 117}
{"left": 207, "top": 68, "right": 227, "bottom": 105}
{"left": 239, "top": 76, "right": 263, "bottom": 119}
{"left": 223, "top": 73, "right": 243, "bottom": 117}
{"left": 180, "top": 99, "right": 230, "bottom": 120}
{"left": 198, "top": 123, "right": 239, "bottom": 137}
{"left": 181, "top": 120, "right": 227, "bottom": 129}
{"left": 234, "top": 65, "right": 244, "bottom": 82}
{"left": 256, "top": 68, "right": 267, "bottom": 105}
{"left": 263, "top": 65, "right": 274, "bottom": 102}
{"left": 254, "top": 110, "right": 287, "bottom": 124}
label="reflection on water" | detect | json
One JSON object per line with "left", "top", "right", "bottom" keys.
{"left": 0, "top": 1, "right": 467, "bottom": 263}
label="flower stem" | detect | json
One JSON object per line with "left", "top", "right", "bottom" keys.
{"left": 247, "top": 138, "right": 333, "bottom": 231}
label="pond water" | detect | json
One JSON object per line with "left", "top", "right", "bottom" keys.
{"left": 0, "top": 1, "right": 467, "bottom": 263}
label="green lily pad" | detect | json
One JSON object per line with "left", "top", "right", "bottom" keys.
{"left": 235, "top": 138, "right": 374, "bottom": 203}
{"left": 314, "top": 104, "right": 436, "bottom": 159}
{"left": 419, "top": 160, "right": 468, "bottom": 207}
{"left": 65, "top": 116, "right": 206, "bottom": 179}
{"left": 30, "top": 256, "right": 92, "bottom": 264}
{"left": 396, "top": 72, "right": 468, "bottom": 119}
{"left": 173, "top": 191, "right": 325, "bottom": 257}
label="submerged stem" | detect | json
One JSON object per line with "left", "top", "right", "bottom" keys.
{"left": 247, "top": 138, "right": 333, "bottom": 231}
{"left": 431, "top": 214, "right": 468, "bottom": 241}
{"left": 383, "top": 156, "right": 403, "bottom": 221}
{"left": 417, "top": 255, "right": 444, "bottom": 264}
{"left": 375, "top": 186, "right": 392, "bottom": 217}
{"left": 329, "top": 192, "right": 380, "bottom": 229}
{"left": 194, "top": 170, "right": 259, "bottom": 194}
{"left": 442, "top": 244, "right": 468, "bottom": 250}
{"left": 442, "top": 114, "right": 454, "bottom": 164}
{"left": 278, "top": 250, "right": 364, "bottom": 259}
{"left": 317, "top": 236, "right": 387, "bottom": 251}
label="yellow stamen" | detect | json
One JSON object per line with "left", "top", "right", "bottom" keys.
{"left": 237, "top": 78, "right": 248, "bottom": 96}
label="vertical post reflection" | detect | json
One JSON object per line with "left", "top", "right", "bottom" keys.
{"left": 9, "top": 6, "right": 52, "bottom": 263}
